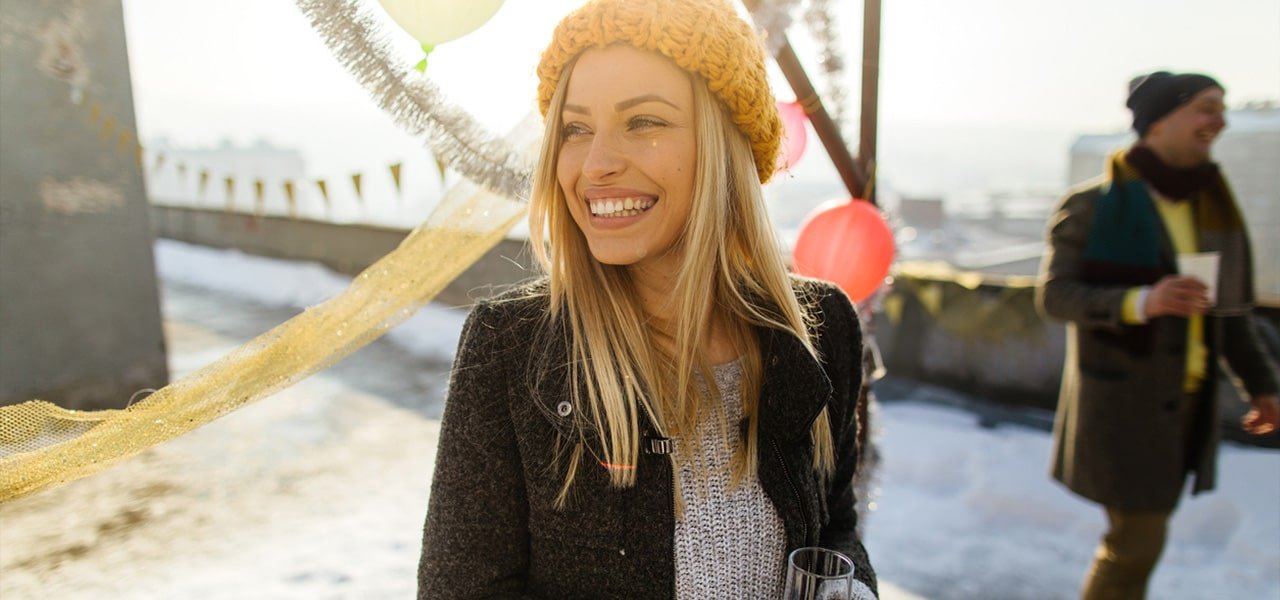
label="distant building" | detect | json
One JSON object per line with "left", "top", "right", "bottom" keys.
{"left": 898, "top": 197, "right": 946, "bottom": 231}
{"left": 1069, "top": 106, "right": 1280, "bottom": 305}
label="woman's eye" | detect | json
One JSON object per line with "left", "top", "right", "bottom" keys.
{"left": 629, "top": 116, "right": 667, "bottom": 130}
{"left": 561, "top": 123, "right": 590, "bottom": 140}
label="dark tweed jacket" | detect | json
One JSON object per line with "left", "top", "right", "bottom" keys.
{"left": 418, "top": 277, "right": 877, "bottom": 598}
{"left": 1037, "top": 180, "right": 1279, "bottom": 511}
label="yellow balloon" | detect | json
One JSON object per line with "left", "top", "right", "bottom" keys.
{"left": 377, "top": 0, "right": 507, "bottom": 46}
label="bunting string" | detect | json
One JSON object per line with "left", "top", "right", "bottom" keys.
{"left": 69, "top": 87, "right": 452, "bottom": 221}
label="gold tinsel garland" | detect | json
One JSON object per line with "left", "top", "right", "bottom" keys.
{"left": 0, "top": 179, "right": 526, "bottom": 502}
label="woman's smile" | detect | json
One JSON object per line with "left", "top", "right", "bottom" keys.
{"left": 587, "top": 196, "right": 656, "bottom": 218}
{"left": 584, "top": 187, "right": 659, "bottom": 232}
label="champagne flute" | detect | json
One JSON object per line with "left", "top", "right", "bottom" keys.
{"left": 781, "top": 546, "right": 858, "bottom": 600}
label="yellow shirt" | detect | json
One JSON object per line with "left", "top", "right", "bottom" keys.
{"left": 1120, "top": 193, "right": 1207, "bottom": 392}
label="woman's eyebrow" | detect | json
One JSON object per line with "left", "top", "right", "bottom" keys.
{"left": 616, "top": 94, "right": 678, "bottom": 111}
{"left": 562, "top": 94, "right": 679, "bottom": 117}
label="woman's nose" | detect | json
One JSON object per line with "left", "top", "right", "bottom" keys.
{"left": 581, "top": 132, "right": 625, "bottom": 181}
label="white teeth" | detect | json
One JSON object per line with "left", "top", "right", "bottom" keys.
{"left": 588, "top": 196, "right": 655, "bottom": 218}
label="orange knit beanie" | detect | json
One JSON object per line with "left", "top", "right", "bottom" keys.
{"left": 537, "top": 0, "right": 781, "bottom": 183}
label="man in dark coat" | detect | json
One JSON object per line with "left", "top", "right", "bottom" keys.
{"left": 1036, "top": 71, "right": 1279, "bottom": 599}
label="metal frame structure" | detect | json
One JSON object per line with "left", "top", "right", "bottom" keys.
{"left": 754, "top": 0, "right": 881, "bottom": 205}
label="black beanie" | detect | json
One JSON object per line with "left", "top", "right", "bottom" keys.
{"left": 1126, "top": 71, "right": 1223, "bottom": 136}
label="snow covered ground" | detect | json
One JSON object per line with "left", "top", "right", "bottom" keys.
{"left": 2, "top": 241, "right": 1276, "bottom": 599}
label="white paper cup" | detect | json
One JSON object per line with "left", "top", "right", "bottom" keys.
{"left": 1177, "top": 251, "right": 1220, "bottom": 305}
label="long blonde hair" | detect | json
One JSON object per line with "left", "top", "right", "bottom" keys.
{"left": 529, "top": 56, "right": 834, "bottom": 508}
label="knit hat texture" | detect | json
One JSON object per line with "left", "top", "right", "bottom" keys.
{"left": 1126, "top": 71, "right": 1223, "bottom": 136}
{"left": 537, "top": 0, "right": 781, "bottom": 183}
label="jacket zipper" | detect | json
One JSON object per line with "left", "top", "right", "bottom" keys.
{"left": 636, "top": 404, "right": 678, "bottom": 600}
{"left": 771, "top": 437, "right": 808, "bottom": 546}
{"left": 666, "top": 453, "right": 676, "bottom": 600}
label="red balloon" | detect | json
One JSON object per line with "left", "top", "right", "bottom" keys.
{"left": 791, "top": 199, "right": 895, "bottom": 302}
{"left": 775, "top": 101, "right": 808, "bottom": 171}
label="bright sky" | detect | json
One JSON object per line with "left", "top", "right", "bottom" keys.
{"left": 122, "top": 0, "right": 1280, "bottom": 197}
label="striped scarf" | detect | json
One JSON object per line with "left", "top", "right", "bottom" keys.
{"left": 1083, "top": 149, "right": 1254, "bottom": 318}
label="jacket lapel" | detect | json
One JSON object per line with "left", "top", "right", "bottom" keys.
{"left": 756, "top": 325, "right": 833, "bottom": 442}
{"left": 528, "top": 310, "right": 834, "bottom": 446}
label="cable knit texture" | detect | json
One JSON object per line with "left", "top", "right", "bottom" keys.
{"left": 674, "top": 360, "right": 786, "bottom": 599}
{"left": 537, "top": 0, "right": 782, "bottom": 183}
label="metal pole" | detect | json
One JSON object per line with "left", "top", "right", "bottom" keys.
{"left": 773, "top": 37, "right": 867, "bottom": 201}
{"left": 858, "top": 0, "right": 882, "bottom": 204}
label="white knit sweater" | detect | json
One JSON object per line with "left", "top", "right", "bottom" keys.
{"left": 673, "top": 360, "right": 787, "bottom": 599}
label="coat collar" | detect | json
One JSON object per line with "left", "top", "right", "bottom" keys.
{"left": 526, "top": 309, "right": 834, "bottom": 445}
{"left": 756, "top": 323, "right": 833, "bottom": 442}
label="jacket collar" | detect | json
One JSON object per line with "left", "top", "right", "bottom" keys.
{"left": 527, "top": 310, "right": 834, "bottom": 445}
{"left": 756, "top": 323, "right": 833, "bottom": 442}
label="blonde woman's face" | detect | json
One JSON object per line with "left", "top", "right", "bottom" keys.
{"left": 557, "top": 44, "right": 697, "bottom": 270}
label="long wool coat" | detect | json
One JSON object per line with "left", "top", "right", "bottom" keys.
{"left": 418, "top": 277, "right": 878, "bottom": 598}
{"left": 1037, "top": 179, "right": 1279, "bottom": 511}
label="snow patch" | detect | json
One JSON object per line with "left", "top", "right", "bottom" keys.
{"left": 154, "top": 239, "right": 467, "bottom": 362}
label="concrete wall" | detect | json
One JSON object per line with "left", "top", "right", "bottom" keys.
{"left": 877, "top": 279, "right": 1065, "bottom": 411}
{"left": 0, "top": 0, "right": 168, "bottom": 410}
{"left": 148, "top": 205, "right": 539, "bottom": 309}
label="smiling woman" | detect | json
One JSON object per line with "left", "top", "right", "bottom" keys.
{"left": 416, "top": 1, "right": 878, "bottom": 599}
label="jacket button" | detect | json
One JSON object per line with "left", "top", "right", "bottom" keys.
{"left": 770, "top": 356, "right": 779, "bottom": 367}
{"left": 557, "top": 401, "right": 573, "bottom": 417}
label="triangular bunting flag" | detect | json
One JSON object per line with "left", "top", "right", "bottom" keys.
{"left": 154, "top": 153, "right": 167, "bottom": 173}
{"left": 88, "top": 102, "right": 103, "bottom": 125}
{"left": 434, "top": 155, "right": 448, "bottom": 184}
{"left": 224, "top": 176, "right": 236, "bottom": 211}
{"left": 253, "top": 179, "right": 266, "bottom": 216}
{"left": 283, "top": 181, "right": 298, "bottom": 219}
{"left": 351, "top": 173, "right": 363, "bottom": 202}
{"left": 315, "top": 179, "right": 330, "bottom": 208}
{"left": 198, "top": 170, "right": 211, "bottom": 198}
{"left": 390, "top": 162, "right": 403, "bottom": 195}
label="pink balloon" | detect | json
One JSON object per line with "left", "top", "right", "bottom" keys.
{"left": 791, "top": 199, "right": 895, "bottom": 303}
{"left": 775, "top": 101, "right": 808, "bottom": 171}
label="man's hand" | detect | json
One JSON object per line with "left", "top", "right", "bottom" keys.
{"left": 1144, "top": 275, "right": 1210, "bottom": 318}
{"left": 1242, "top": 394, "right": 1280, "bottom": 436}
